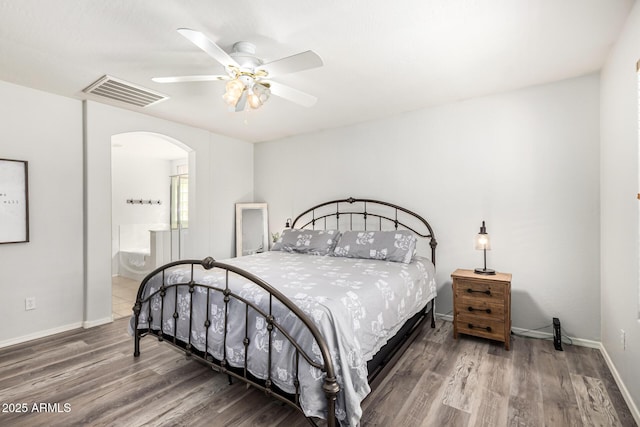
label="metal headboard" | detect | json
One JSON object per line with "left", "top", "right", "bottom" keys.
{"left": 290, "top": 197, "right": 437, "bottom": 266}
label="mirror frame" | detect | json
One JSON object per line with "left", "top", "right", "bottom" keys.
{"left": 235, "top": 203, "right": 269, "bottom": 257}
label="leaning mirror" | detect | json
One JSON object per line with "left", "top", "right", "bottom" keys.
{"left": 235, "top": 203, "right": 268, "bottom": 257}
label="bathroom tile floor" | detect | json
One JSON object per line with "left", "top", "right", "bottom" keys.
{"left": 112, "top": 275, "right": 139, "bottom": 319}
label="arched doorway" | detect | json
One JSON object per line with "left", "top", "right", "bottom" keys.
{"left": 110, "top": 131, "right": 190, "bottom": 319}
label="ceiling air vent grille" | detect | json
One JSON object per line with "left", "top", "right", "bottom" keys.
{"left": 83, "top": 75, "right": 168, "bottom": 107}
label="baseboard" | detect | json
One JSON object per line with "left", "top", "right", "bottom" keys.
{"left": 0, "top": 316, "right": 115, "bottom": 349}
{"left": 599, "top": 344, "right": 640, "bottom": 425}
{"left": 0, "top": 321, "right": 83, "bottom": 349}
{"left": 82, "top": 316, "right": 113, "bottom": 329}
{"left": 436, "top": 313, "right": 600, "bottom": 348}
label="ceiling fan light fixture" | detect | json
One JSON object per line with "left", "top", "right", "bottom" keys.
{"left": 247, "top": 83, "right": 270, "bottom": 109}
{"left": 154, "top": 29, "right": 323, "bottom": 111}
{"left": 222, "top": 78, "right": 245, "bottom": 106}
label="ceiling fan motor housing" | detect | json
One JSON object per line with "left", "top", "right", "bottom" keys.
{"left": 230, "top": 41, "right": 263, "bottom": 71}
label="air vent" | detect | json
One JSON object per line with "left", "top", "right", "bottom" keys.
{"left": 83, "top": 75, "right": 168, "bottom": 107}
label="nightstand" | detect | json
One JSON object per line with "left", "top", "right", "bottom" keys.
{"left": 451, "top": 269, "right": 512, "bottom": 350}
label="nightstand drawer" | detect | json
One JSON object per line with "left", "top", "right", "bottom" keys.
{"left": 453, "top": 279, "right": 505, "bottom": 300}
{"left": 455, "top": 297, "right": 505, "bottom": 320}
{"left": 455, "top": 318, "right": 505, "bottom": 342}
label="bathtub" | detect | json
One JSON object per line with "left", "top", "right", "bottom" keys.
{"left": 117, "top": 249, "right": 153, "bottom": 281}
{"left": 114, "top": 224, "right": 171, "bottom": 281}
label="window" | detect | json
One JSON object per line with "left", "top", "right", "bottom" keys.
{"left": 170, "top": 174, "right": 188, "bottom": 230}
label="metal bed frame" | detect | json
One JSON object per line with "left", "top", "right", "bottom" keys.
{"left": 133, "top": 197, "right": 437, "bottom": 426}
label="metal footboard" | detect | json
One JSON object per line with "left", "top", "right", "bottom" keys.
{"left": 133, "top": 257, "right": 339, "bottom": 427}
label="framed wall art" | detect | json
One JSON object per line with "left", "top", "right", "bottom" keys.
{"left": 0, "top": 158, "right": 29, "bottom": 243}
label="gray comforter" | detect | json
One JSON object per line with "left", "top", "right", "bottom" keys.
{"left": 131, "top": 251, "right": 436, "bottom": 426}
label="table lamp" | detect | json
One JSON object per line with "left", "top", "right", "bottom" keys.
{"left": 474, "top": 220, "right": 496, "bottom": 275}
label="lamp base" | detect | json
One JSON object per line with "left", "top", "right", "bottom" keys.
{"left": 474, "top": 267, "right": 496, "bottom": 275}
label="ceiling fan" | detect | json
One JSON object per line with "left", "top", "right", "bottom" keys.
{"left": 152, "top": 28, "right": 323, "bottom": 112}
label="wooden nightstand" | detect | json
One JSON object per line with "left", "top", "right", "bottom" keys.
{"left": 451, "top": 269, "right": 512, "bottom": 350}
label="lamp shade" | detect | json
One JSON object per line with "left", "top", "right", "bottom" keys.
{"left": 474, "top": 221, "right": 491, "bottom": 250}
{"left": 474, "top": 232, "right": 491, "bottom": 250}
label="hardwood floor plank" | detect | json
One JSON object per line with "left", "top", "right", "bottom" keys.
{"left": 0, "top": 327, "right": 88, "bottom": 360}
{"left": 564, "top": 343, "right": 601, "bottom": 379}
{"left": 392, "top": 371, "right": 446, "bottom": 426}
{"left": 154, "top": 388, "right": 256, "bottom": 427}
{"left": 192, "top": 386, "right": 284, "bottom": 426}
{"left": 440, "top": 339, "right": 487, "bottom": 413}
{"left": 571, "top": 373, "right": 622, "bottom": 426}
{"left": 466, "top": 352, "right": 512, "bottom": 427}
{"left": 509, "top": 335, "right": 543, "bottom": 403}
{"left": 360, "top": 333, "right": 443, "bottom": 425}
{"left": 506, "top": 335, "right": 544, "bottom": 427}
{"left": 0, "top": 340, "right": 140, "bottom": 398}
{"left": 422, "top": 400, "right": 471, "bottom": 427}
{"left": 468, "top": 388, "right": 508, "bottom": 427}
{"left": 477, "top": 352, "right": 512, "bottom": 397}
{"left": 360, "top": 364, "right": 432, "bottom": 425}
{"left": 507, "top": 395, "right": 544, "bottom": 427}
{"left": 237, "top": 401, "right": 297, "bottom": 427}
{"left": 427, "top": 332, "right": 469, "bottom": 377}
{"left": 423, "top": 317, "right": 453, "bottom": 345}
{"left": 590, "top": 350, "right": 638, "bottom": 427}
{"left": 533, "top": 338, "right": 583, "bottom": 425}
{"left": 81, "top": 365, "right": 214, "bottom": 425}
{"left": 118, "top": 378, "right": 237, "bottom": 427}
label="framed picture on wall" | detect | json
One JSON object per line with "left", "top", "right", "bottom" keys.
{"left": 0, "top": 158, "right": 29, "bottom": 244}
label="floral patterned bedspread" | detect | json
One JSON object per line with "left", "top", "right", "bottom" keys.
{"left": 131, "top": 251, "right": 436, "bottom": 426}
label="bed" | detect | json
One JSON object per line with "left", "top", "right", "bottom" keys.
{"left": 131, "top": 197, "right": 438, "bottom": 426}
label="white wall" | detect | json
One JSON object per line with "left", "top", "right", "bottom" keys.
{"left": 84, "top": 101, "right": 254, "bottom": 326}
{"left": 255, "top": 74, "right": 601, "bottom": 341}
{"left": 0, "top": 81, "right": 84, "bottom": 344}
{"left": 600, "top": 1, "right": 640, "bottom": 415}
{"left": 209, "top": 134, "right": 255, "bottom": 258}
{"left": 111, "top": 151, "right": 172, "bottom": 249}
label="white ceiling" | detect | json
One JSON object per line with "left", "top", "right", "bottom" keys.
{"left": 0, "top": 0, "right": 633, "bottom": 143}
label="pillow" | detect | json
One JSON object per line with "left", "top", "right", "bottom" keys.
{"left": 271, "top": 229, "right": 340, "bottom": 255}
{"left": 332, "top": 230, "right": 417, "bottom": 263}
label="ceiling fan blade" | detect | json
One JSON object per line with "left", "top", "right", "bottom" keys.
{"left": 152, "top": 75, "right": 228, "bottom": 83}
{"left": 177, "top": 28, "right": 239, "bottom": 69}
{"left": 267, "top": 81, "right": 317, "bottom": 107}
{"left": 259, "top": 50, "right": 323, "bottom": 77}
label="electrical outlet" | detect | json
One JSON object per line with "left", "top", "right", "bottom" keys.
{"left": 620, "top": 329, "right": 626, "bottom": 351}
{"left": 25, "top": 297, "right": 36, "bottom": 311}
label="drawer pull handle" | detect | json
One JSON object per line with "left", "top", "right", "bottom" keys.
{"left": 467, "top": 288, "right": 491, "bottom": 296}
{"left": 468, "top": 307, "right": 491, "bottom": 314}
{"left": 468, "top": 323, "right": 492, "bottom": 332}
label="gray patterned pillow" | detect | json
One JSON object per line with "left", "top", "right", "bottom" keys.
{"left": 271, "top": 229, "right": 340, "bottom": 255}
{"left": 332, "top": 230, "right": 417, "bottom": 263}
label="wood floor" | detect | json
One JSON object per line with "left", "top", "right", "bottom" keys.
{"left": 0, "top": 319, "right": 635, "bottom": 427}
